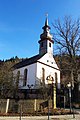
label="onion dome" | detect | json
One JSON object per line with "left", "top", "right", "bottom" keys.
{"left": 40, "top": 17, "right": 53, "bottom": 40}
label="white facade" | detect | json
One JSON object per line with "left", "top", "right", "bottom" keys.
{"left": 36, "top": 53, "right": 60, "bottom": 87}
{"left": 13, "top": 53, "right": 60, "bottom": 89}
{"left": 13, "top": 63, "right": 37, "bottom": 89}
{"left": 13, "top": 17, "right": 60, "bottom": 90}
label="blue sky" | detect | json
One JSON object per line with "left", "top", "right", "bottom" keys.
{"left": 0, "top": 0, "right": 80, "bottom": 60}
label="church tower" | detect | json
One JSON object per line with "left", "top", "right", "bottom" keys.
{"left": 38, "top": 16, "right": 54, "bottom": 56}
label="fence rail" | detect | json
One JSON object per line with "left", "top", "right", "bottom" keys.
{"left": 0, "top": 99, "right": 49, "bottom": 114}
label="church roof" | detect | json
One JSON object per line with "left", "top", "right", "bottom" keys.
{"left": 13, "top": 54, "right": 44, "bottom": 69}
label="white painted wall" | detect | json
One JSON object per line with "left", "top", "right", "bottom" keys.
{"left": 47, "top": 40, "right": 53, "bottom": 55}
{"left": 13, "top": 63, "right": 37, "bottom": 89}
{"left": 38, "top": 53, "right": 59, "bottom": 69}
{"left": 36, "top": 53, "right": 60, "bottom": 88}
{"left": 13, "top": 53, "right": 60, "bottom": 89}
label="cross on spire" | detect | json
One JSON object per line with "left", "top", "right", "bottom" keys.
{"left": 45, "top": 13, "right": 48, "bottom": 17}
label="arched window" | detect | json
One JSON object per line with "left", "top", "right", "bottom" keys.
{"left": 42, "top": 68, "right": 45, "bottom": 85}
{"left": 16, "top": 71, "right": 20, "bottom": 87}
{"left": 23, "top": 69, "right": 28, "bottom": 86}
{"left": 55, "top": 72, "right": 58, "bottom": 85}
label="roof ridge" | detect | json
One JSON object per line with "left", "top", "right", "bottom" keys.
{"left": 13, "top": 54, "right": 45, "bottom": 69}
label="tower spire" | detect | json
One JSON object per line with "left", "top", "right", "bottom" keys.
{"left": 45, "top": 13, "right": 48, "bottom": 26}
{"left": 40, "top": 15, "right": 52, "bottom": 40}
{"left": 38, "top": 15, "right": 53, "bottom": 56}
{"left": 42, "top": 14, "right": 50, "bottom": 31}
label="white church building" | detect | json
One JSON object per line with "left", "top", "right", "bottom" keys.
{"left": 13, "top": 17, "right": 60, "bottom": 91}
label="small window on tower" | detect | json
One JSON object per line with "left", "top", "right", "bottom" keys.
{"left": 49, "top": 42, "right": 51, "bottom": 47}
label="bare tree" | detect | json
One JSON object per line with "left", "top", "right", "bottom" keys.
{"left": 53, "top": 16, "right": 80, "bottom": 56}
{"left": 0, "top": 62, "right": 14, "bottom": 98}
{"left": 0, "top": 58, "right": 20, "bottom": 98}
{"left": 53, "top": 16, "right": 80, "bottom": 85}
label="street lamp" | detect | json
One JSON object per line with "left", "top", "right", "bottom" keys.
{"left": 27, "top": 84, "right": 34, "bottom": 98}
{"left": 27, "top": 84, "right": 37, "bottom": 112}
{"left": 46, "top": 75, "right": 57, "bottom": 120}
{"left": 46, "top": 75, "right": 52, "bottom": 120}
{"left": 67, "top": 82, "right": 72, "bottom": 113}
{"left": 27, "top": 84, "right": 34, "bottom": 89}
{"left": 47, "top": 75, "right": 57, "bottom": 107}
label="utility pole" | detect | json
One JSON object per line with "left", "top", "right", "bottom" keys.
{"left": 20, "top": 104, "right": 22, "bottom": 120}
{"left": 67, "top": 82, "right": 72, "bottom": 113}
{"left": 48, "top": 96, "right": 50, "bottom": 120}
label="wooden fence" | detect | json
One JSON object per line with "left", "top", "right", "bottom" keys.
{"left": 0, "top": 99, "right": 50, "bottom": 114}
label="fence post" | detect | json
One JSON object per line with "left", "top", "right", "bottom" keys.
{"left": 20, "top": 104, "right": 22, "bottom": 120}
{"left": 34, "top": 99, "right": 37, "bottom": 112}
{"left": 5, "top": 99, "right": 10, "bottom": 114}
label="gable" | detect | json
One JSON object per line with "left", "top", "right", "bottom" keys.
{"left": 37, "top": 53, "right": 59, "bottom": 70}
{"left": 13, "top": 53, "right": 59, "bottom": 70}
